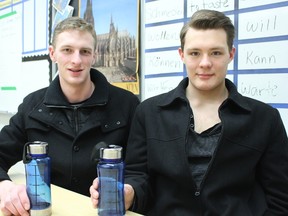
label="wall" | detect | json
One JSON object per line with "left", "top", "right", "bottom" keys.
{"left": 0, "top": 112, "right": 13, "bottom": 130}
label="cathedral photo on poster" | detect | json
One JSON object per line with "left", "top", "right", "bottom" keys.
{"left": 79, "top": 0, "right": 139, "bottom": 95}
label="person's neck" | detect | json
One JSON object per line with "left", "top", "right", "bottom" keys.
{"left": 186, "top": 83, "right": 228, "bottom": 109}
{"left": 186, "top": 82, "right": 228, "bottom": 133}
{"left": 61, "top": 81, "right": 95, "bottom": 104}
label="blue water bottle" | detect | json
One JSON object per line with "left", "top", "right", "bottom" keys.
{"left": 97, "top": 145, "right": 125, "bottom": 216}
{"left": 23, "top": 141, "right": 52, "bottom": 216}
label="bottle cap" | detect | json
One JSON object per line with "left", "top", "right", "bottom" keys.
{"left": 100, "top": 145, "right": 122, "bottom": 160}
{"left": 28, "top": 141, "right": 48, "bottom": 155}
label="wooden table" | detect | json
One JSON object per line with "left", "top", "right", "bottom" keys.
{"left": 1, "top": 169, "right": 142, "bottom": 216}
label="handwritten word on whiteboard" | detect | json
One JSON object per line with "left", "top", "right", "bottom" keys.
{"left": 238, "top": 6, "right": 288, "bottom": 39}
{"left": 145, "top": 23, "right": 182, "bottom": 49}
{"left": 238, "top": 40, "right": 288, "bottom": 70}
{"left": 187, "top": 0, "right": 234, "bottom": 16}
{"left": 145, "top": 76, "right": 183, "bottom": 99}
{"left": 238, "top": 73, "right": 288, "bottom": 103}
{"left": 145, "top": 0, "right": 184, "bottom": 24}
{"left": 145, "top": 50, "right": 182, "bottom": 75}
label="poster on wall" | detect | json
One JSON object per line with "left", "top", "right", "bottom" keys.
{"left": 52, "top": 0, "right": 74, "bottom": 34}
{"left": 78, "top": 0, "right": 140, "bottom": 96}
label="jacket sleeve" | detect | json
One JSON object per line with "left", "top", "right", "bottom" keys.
{"left": 0, "top": 101, "right": 28, "bottom": 181}
{"left": 259, "top": 108, "right": 288, "bottom": 215}
{"left": 124, "top": 103, "right": 153, "bottom": 214}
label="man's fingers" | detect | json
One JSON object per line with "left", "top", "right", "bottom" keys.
{"left": 18, "top": 186, "right": 30, "bottom": 210}
{"left": 2, "top": 185, "right": 29, "bottom": 216}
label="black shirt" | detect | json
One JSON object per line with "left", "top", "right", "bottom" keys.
{"left": 186, "top": 115, "right": 222, "bottom": 188}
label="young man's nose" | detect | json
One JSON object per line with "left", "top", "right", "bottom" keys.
{"left": 71, "top": 52, "right": 82, "bottom": 64}
{"left": 199, "top": 55, "right": 212, "bottom": 68}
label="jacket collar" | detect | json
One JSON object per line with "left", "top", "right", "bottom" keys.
{"left": 44, "top": 68, "right": 109, "bottom": 107}
{"left": 157, "top": 77, "right": 251, "bottom": 112}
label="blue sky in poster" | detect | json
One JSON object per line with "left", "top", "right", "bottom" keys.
{"left": 79, "top": 0, "right": 137, "bottom": 36}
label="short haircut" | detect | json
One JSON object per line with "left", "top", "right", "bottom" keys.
{"left": 51, "top": 17, "right": 97, "bottom": 50}
{"left": 180, "top": 10, "right": 235, "bottom": 51}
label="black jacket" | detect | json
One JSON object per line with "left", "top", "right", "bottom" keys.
{"left": 125, "top": 78, "right": 288, "bottom": 215}
{"left": 0, "top": 68, "right": 139, "bottom": 196}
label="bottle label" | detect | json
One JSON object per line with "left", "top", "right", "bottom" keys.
{"left": 26, "top": 160, "right": 51, "bottom": 210}
{"left": 98, "top": 168, "right": 124, "bottom": 215}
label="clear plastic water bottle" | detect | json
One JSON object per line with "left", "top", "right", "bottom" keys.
{"left": 23, "top": 141, "right": 52, "bottom": 216}
{"left": 97, "top": 145, "right": 125, "bottom": 216}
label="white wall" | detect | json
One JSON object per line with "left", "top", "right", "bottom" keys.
{"left": 0, "top": 112, "right": 13, "bottom": 130}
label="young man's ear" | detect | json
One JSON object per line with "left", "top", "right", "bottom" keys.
{"left": 49, "top": 45, "right": 56, "bottom": 62}
{"left": 178, "top": 47, "right": 185, "bottom": 64}
{"left": 229, "top": 47, "right": 236, "bottom": 62}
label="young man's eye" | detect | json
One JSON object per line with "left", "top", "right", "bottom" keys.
{"left": 212, "top": 51, "right": 222, "bottom": 56}
{"left": 81, "top": 50, "right": 92, "bottom": 55}
{"left": 62, "top": 48, "right": 71, "bottom": 53}
{"left": 190, "top": 52, "right": 200, "bottom": 56}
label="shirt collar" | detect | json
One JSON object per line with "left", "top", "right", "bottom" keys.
{"left": 157, "top": 77, "right": 252, "bottom": 112}
{"left": 44, "top": 68, "right": 109, "bottom": 107}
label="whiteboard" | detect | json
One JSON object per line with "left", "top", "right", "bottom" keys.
{"left": 0, "top": 0, "right": 50, "bottom": 113}
{"left": 141, "top": 0, "right": 288, "bottom": 132}
{"left": 0, "top": 12, "right": 22, "bottom": 113}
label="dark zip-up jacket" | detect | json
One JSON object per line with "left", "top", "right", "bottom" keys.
{"left": 125, "top": 78, "right": 288, "bottom": 215}
{"left": 0, "top": 68, "right": 139, "bottom": 196}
